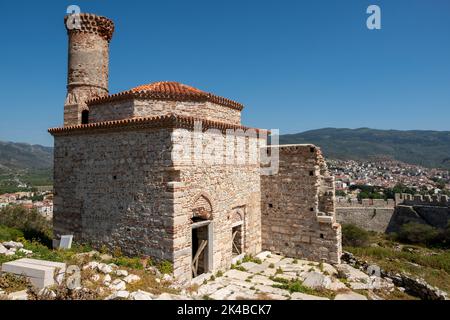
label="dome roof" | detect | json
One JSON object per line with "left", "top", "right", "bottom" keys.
{"left": 87, "top": 81, "right": 243, "bottom": 110}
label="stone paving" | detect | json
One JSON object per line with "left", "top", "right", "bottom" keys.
{"left": 190, "top": 251, "right": 395, "bottom": 300}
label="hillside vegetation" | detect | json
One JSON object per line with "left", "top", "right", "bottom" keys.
{"left": 280, "top": 128, "right": 450, "bottom": 169}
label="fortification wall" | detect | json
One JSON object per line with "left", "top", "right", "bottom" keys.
{"left": 261, "top": 145, "right": 341, "bottom": 264}
{"left": 336, "top": 194, "right": 450, "bottom": 233}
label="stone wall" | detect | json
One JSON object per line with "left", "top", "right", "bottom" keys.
{"left": 336, "top": 207, "right": 395, "bottom": 233}
{"left": 261, "top": 145, "right": 342, "bottom": 264}
{"left": 335, "top": 196, "right": 450, "bottom": 233}
{"left": 170, "top": 128, "right": 264, "bottom": 281}
{"left": 88, "top": 99, "right": 241, "bottom": 125}
{"left": 53, "top": 128, "right": 175, "bottom": 261}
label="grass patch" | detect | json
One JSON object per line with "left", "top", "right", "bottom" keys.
{"left": 271, "top": 278, "right": 335, "bottom": 299}
{"left": 242, "top": 254, "right": 262, "bottom": 264}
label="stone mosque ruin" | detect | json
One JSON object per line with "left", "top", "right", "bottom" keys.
{"left": 49, "top": 13, "right": 341, "bottom": 282}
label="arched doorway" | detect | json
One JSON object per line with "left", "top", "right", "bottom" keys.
{"left": 191, "top": 194, "right": 213, "bottom": 278}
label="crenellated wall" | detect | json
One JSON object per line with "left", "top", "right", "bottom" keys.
{"left": 336, "top": 193, "right": 450, "bottom": 233}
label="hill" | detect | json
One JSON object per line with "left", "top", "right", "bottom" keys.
{"left": 279, "top": 128, "right": 450, "bottom": 169}
{"left": 0, "top": 141, "right": 53, "bottom": 192}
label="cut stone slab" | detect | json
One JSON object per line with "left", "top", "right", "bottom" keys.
{"left": 209, "top": 287, "right": 234, "bottom": 300}
{"left": 59, "top": 235, "right": 73, "bottom": 249}
{"left": 18, "top": 258, "right": 66, "bottom": 284}
{"left": 130, "top": 290, "right": 153, "bottom": 300}
{"left": 290, "top": 292, "right": 329, "bottom": 300}
{"left": 254, "top": 284, "right": 289, "bottom": 296}
{"left": 1, "top": 258, "right": 66, "bottom": 289}
{"left": 247, "top": 261, "right": 271, "bottom": 274}
{"left": 255, "top": 251, "right": 271, "bottom": 261}
{"left": 240, "top": 262, "right": 259, "bottom": 270}
{"left": 8, "top": 290, "right": 28, "bottom": 300}
{"left": 249, "top": 275, "right": 276, "bottom": 286}
{"left": 302, "top": 272, "right": 332, "bottom": 290}
{"left": 224, "top": 269, "right": 253, "bottom": 281}
{"left": 336, "top": 264, "right": 369, "bottom": 282}
{"left": 155, "top": 293, "right": 191, "bottom": 300}
{"left": 334, "top": 292, "right": 368, "bottom": 300}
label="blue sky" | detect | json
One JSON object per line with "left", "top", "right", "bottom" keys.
{"left": 0, "top": 0, "right": 449, "bottom": 146}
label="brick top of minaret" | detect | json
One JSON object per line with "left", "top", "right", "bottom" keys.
{"left": 64, "top": 13, "right": 115, "bottom": 42}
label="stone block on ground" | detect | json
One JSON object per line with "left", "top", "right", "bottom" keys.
{"left": 1, "top": 258, "right": 66, "bottom": 289}
{"left": 302, "top": 272, "right": 332, "bottom": 290}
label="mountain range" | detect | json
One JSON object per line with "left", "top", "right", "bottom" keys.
{"left": 279, "top": 128, "right": 450, "bottom": 169}
{"left": 0, "top": 127, "right": 449, "bottom": 186}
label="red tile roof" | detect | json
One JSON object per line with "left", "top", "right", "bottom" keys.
{"left": 87, "top": 81, "right": 244, "bottom": 110}
{"left": 48, "top": 114, "right": 268, "bottom": 135}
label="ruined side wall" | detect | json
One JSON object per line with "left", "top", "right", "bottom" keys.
{"left": 261, "top": 145, "right": 341, "bottom": 264}
{"left": 53, "top": 128, "right": 175, "bottom": 261}
{"left": 170, "top": 129, "right": 263, "bottom": 281}
{"left": 89, "top": 99, "right": 241, "bottom": 125}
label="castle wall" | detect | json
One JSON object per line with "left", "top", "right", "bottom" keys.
{"left": 169, "top": 128, "right": 264, "bottom": 281}
{"left": 261, "top": 145, "right": 342, "bottom": 264}
{"left": 53, "top": 128, "right": 175, "bottom": 261}
{"left": 89, "top": 99, "right": 241, "bottom": 125}
{"left": 335, "top": 196, "right": 450, "bottom": 233}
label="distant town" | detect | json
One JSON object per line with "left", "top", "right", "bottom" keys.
{"left": 329, "top": 159, "right": 450, "bottom": 201}
{"left": 1, "top": 158, "right": 449, "bottom": 221}
{"left": 0, "top": 190, "right": 53, "bottom": 219}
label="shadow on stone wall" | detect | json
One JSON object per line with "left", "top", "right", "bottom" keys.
{"left": 386, "top": 205, "right": 450, "bottom": 233}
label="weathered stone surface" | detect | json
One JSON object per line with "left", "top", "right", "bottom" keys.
{"left": 0, "top": 244, "right": 8, "bottom": 254}
{"left": 1, "top": 258, "right": 66, "bottom": 289}
{"left": 2, "top": 241, "right": 24, "bottom": 249}
{"left": 224, "top": 269, "right": 253, "bottom": 281}
{"left": 290, "top": 292, "right": 329, "bottom": 300}
{"left": 105, "top": 290, "right": 130, "bottom": 300}
{"left": 109, "top": 279, "right": 126, "bottom": 291}
{"left": 336, "top": 264, "right": 369, "bottom": 282}
{"left": 123, "top": 274, "right": 141, "bottom": 284}
{"left": 7, "top": 290, "right": 28, "bottom": 300}
{"left": 302, "top": 272, "right": 332, "bottom": 290}
{"left": 334, "top": 292, "right": 368, "bottom": 300}
{"left": 130, "top": 290, "right": 153, "bottom": 300}
{"left": 261, "top": 145, "right": 342, "bottom": 264}
{"left": 115, "top": 269, "right": 128, "bottom": 277}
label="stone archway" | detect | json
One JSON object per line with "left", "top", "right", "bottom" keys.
{"left": 191, "top": 193, "right": 213, "bottom": 278}
{"left": 191, "top": 193, "right": 213, "bottom": 222}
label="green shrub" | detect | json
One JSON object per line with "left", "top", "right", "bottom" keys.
{"left": 342, "top": 224, "right": 370, "bottom": 247}
{"left": 396, "top": 223, "right": 439, "bottom": 245}
{"left": 0, "top": 206, "right": 52, "bottom": 246}
{"left": 112, "top": 256, "right": 144, "bottom": 270}
{"left": 242, "top": 254, "right": 262, "bottom": 264}
{"left": 158, "top": 260, "right": 173, "bottom": 274}
{"left": 0, "top": 225, "right": 24, "bottom": 241}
